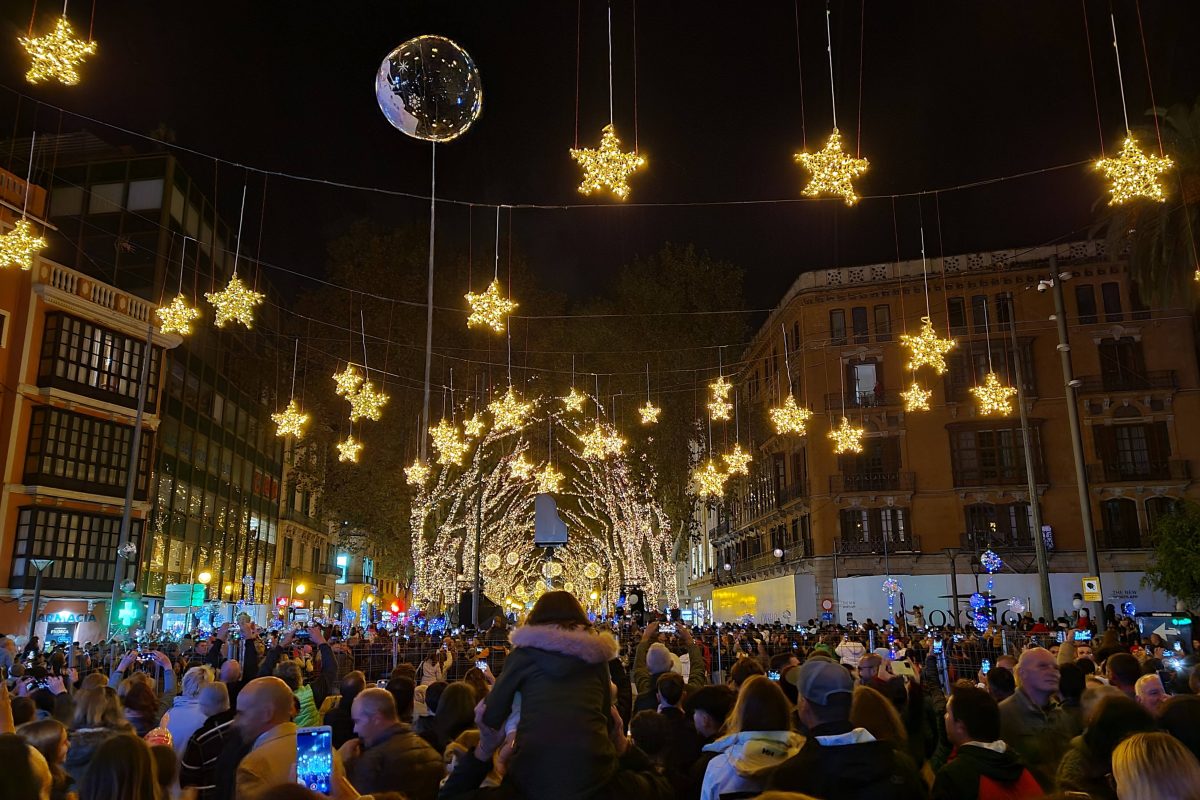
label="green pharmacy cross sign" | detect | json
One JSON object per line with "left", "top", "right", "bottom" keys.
{"left": 111, "top": 594, "right": 144, "bottom": 631}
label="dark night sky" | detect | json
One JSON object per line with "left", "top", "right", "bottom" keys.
{"left": 1, "top": 1, "right": 1198, "bottom": 310}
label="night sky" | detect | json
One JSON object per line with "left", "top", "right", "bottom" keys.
{"left": 2, "top": 1, "right": 1198, "bottom": 310}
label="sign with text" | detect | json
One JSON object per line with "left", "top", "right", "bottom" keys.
{"left": 164, "top": 583, "right": 206, "bottom": 609}
{"left": 1082, "top": 576, "right": 1103, "bottom": 602}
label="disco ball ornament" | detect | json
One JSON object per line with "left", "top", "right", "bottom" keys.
{"left": 375, "top": 35, "right": 482, "bottom": 142}
{"left": 969, "top": 592, "right": 987, "bottom": 610}
{"left": 483, "top": 553, "right": 501, "bottom": 572}
{"left": 120, "top": 579, "right": 136, "bottom": 593}
{"left": 1007, "top": 597, "right": 1026, "bottom": 615}
{"left": 242, "top": 574, "right": 255, "bottom": 586}
{"left": 1122, "top": 601, "right": 1136, "bottom": 616}
{"left": 118, "top": 541, "right": 137, "bottom": 560}
{"left": 881, "top": 577, "right": 902, "bottom": 596}
{"left": 505, "top": 551, "right": 520, "bottom": 567}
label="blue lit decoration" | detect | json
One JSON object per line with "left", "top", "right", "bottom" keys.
{"left": 1122, "top": 601, "right": 1136, "bottom": 616}
{"left": 980, "top": 550, "right": 1004, "bottom": 574}
{"left": 882, "top": 577, "right": 902, "bottom": 656}
{"left": 969, "top": 592, "right": 987, "bottom": 610}
{"left": 976, "top": 549, "right": 1003, "bottom": 632}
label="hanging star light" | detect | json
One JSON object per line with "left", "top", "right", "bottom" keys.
{"left": 638, "top": 401, "right": 661, "bottom": 425}
{"left": 562, "top": 387, "right": 587, "bottom": 413}
{"left": 488, "top": 387, "right": 532, "bottom": 432}
{"left": 827, "top": 416, "right": 865, "bottom": 454}
{"left": 463, "top": 413, "right": 487, "bottom": 438}
{"left": 723, "top": 443, "right": 752, "bottom": 476}
{"left": 271, "top": 399, "right": 310, "bottom": 438}
{"left": 337, "top": 435, "right": 363, "bottom": 463}
{"left": 20, "top": 16, "right": 96, "bottom": 86}
{"left": 707, "top": 397, "right": 732, "bottom": 421}
{"left": 205, "top": 274, "right": 264, "bottom": 328}
{"left": 711, "top": 375, "right": 733, "bottom": 400}
{"left": 465, "top": 279, "right": 518, "bottom": 332}
{"left": 156, "top": 294, "right": 202, "bottom": 335}
{"left": 1096, "top": 133, "right": 1173, "bottom": 205}
{"left": 536, "top": 464, "right": 564, "bottom": 493}
{"left": 579, "top": 422, "right": 611, "bottom": 460}
{"left": 794, "top": 128, "right": 870, "bottom": 206}
{"left": 404, "top": 457, "right": 430, "bottom": 487}
{"left": 510, "top": 454, "right": 535, "bottom": 481}
{"left": 900, "top": 316, "right": 957, "bottom": 374}
{"left": 769, "top": 394, "right": 812, "bottom": 436}
{"left": 429, "top": 418, "right": 469, "bottom": 466}
{"left": 333, "top": 365, "right": 364, "bottom": 397}
{"left": 602, "top": 426, "right": 626, "bottom": 457}
{"left": 901, "top": 381, "right": 932, "bottom": 412}
{"left": 692, "top": 460, "right": 728, "bottom": 499}
{"left": 347, "top": 381, "right": 389, "bottom": 422}
{"left": 0, "top": 218, "right": 48, "bottom": 271}
{"left": 569, "top": 124, "right": 645, "bottom": 200}
{"left": 971, "top": 372, "right": 1017, "bottom": 416}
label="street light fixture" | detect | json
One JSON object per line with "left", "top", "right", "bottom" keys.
{"left": 197, "top": 571, "right": 212, "bottom": 586}
{"left": 295, "top": 583, "right": 307, "bottom": 595}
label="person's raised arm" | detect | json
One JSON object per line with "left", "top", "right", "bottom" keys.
{"left": 108, "top": 650, "right": 136, "bottom": 688}
{"left": 633, "top": 621, "right": 659, "bottom": 693}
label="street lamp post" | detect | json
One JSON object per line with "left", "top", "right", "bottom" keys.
{"left": 28, "top": 559, "right": 55, "bottom": 642}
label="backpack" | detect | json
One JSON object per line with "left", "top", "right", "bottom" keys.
{"left": 978, "top": 768, "right": 1044, "bottom": 800}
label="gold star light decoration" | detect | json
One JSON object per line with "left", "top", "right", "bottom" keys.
{"left": 794, "top": 129, "right": 870, "bottom": 206}
{"left": 707, "top": 375, "right": 733, "bottom": 421}
{"left": 463, "top": 413, "right": 487, "bottom": 438}
{"left": 723, "top": 443, "right": 752, "bottom": 476}
{"left": 971, "top": 372, "right": 1017, "bottom": 416}
{"left": 429, "top": 418, "right": 470, "bottom": 466}
{"left": 206, "top": 274, "right": 264, "bottom": 329}
{"left": 579, "top": 421, "right": 624, "bottom": 460}
{"left": 0, "top": 218, "right": 48, "bottom": 271}
{"left": 488, "top": 387, "right": 533, "bottom": 432}
{"left": 271, "top": 399, "right": 310, "bottom": 438}
{"left": 900, "top": 316, "right": 957, "bottom": 374}
{"left": 510, "top": 453, "right": 535, "bottom": 481}
{"left": 536, "top": 464, "right": 564, "bottom": 493}
{"left": 638, "top": 401, "right": 661, "bottom": 425}
{"left": 465, "top": 279, "right": 518, "bottom": 333}
{"left": 562, "top": 387, "right": 586, "bottom": 413}
{"left": 337, "top": 435, "right": 363, "bottom": 463}
{"left": 333, "top": 365, "right": 364, "bottom": 397}
{"left": 569, "top": 124, "right": 645, "bottom": 200}
{"left": 603, "top": 426, "right": 627, "bottom": 457}
{"left": 1096, "top": 134, "right": 1173, "bottom": 205}
{"left": 347, "top": 381, "right": 389, "bottom": 422}
{"left": 901, "top": 381, "right": 932, "bottom": 412}
{"left": 828, "top": 416, "right": 865, "bottom": 454}
{"left": 404, "top": 457, "right": 430, "bottom": 487}
{"left": 692, "top": 460, "right": 728, "bottom": 499}
{"left": 769, "top": 394, "right": 812, "bottom": 436}
{"left": 20, "top": 16, "right": 96, "bottom": 86}
{"left": 156, "top": 294, "right": 202, "bottom": 336}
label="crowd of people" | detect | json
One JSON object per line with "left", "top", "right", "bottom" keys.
{"left": 1, "top": 594, "right": 1199, "bottom": 800}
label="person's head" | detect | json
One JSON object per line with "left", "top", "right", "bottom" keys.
{"left": 1076, "top": 643, "right": 1094, "bottom": 662}
{"left": 857, "top": 653, "right": 883, "bottom": 684}
{"left": 462, "top": 668, "right": 489, "bottom": 702}
{"left": 0, "top": 734, "right": 52, "bottom": 800}
{"left": 79, "top": 733, "right": 159, "bottom": 800}
{"left": 1158, "top": 695, "right": 1200, "bottom": 764}
{"left": 1107, "top": 653, "right": 1141, "bottom": 693}
{"left": 524, "top": 591, "right": 589, "bottom": 628}
{"left": 995, "top": 654, "right": 1017, "bottom": 671}
{"left": 351, "top": 687, "right": 399, "bottom": 744}
{"left": 850, "top": 685, "right": 906, "bottom": 745}
{"left": 728, "top": 675, "right": 791, "bottom": 734}
{"left": 629, "top": 710, "right": 670, "bottom": 757}
{"left": 11, "top": 696, "right": 36, "bottom": 726}
{"left": 181, "top": 665, "right": 214, "bottom": 699}
{"left": 1058, "top": 662, "right": 1085, "bottom": 703}
{"left": 985, "top": 666, "right": 1016, "bottom": 703}
{"left": 1081, "top": 683, "right": 1124, "bottom": 727}
{"left": 122, "top": 681, "right": 159, "bottom": 718}
{"left": 1015, "top": 647, "right": 1060, "bottom": 704}
{"left": 684, "top": 684, "right": 736, "bottom": 739}
{"left": 944, "top": 685, "right": 1001, "bottom": 747}
{"left": 1083, "top": 694, "right": 1157, "bottom": 766}
{"left": 1112, "top": 732, "right": 1200, "bottom": 800}
{"left": 792, "top": 658, "right": 854, "bottom": 729}
{"left": 273, "top": 660, "right": 304, "bottom": 692}
{"left": 235, "top": 677, "right": 295, "bottom": 739}
{"left": 338, "top": 671, "right": 367, "bottom": 706}
{"left": 728, "top": 656, "right": 766, "bottom": 689}
{"left": 79, "top": 672, "right": 108, "bottom": 692}
{"left": 433, "top": 682, "right": 478, "bottom": 745}
{"left": 198, "top": 682, "right": 231, "bottom": 719}
{"left": 656, "top": 672, "right": 685, "bottom": 709}
{"left": 386, "top": 676, "right": 416, "bottom": 720}
{"left": 770, "top": 652, "right": 800, "bottom": 674}
{"left": 1134, "top": 673, "right": 1167, "bottom": 716}
{"left": 219, "top": 659, "right": 242, "bottom": 684}
{"left": 18, "top": 718, "right": 69, "bottom": 771}
{"left": 72, "top": 686, "right": 127, "bottom": 730}
{"left": 645, "top": 642, "right": 673, "bottom": 676}
{"left": 423, "top": 681, "right": 447, "bottom": 714}
{"left": 149, "top": 745, "right": 176, "bottom": 792}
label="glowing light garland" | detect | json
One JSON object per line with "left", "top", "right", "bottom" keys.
{"left": 20, "top": 16, "right": 96, "bottom": 86}
{"left": 562, "top": 388, "right": 586, "bottom": 413}
{"left": 723, "top": 443, "right": 752, "bottom": 476}
{"left": 794, "top": 128, "right": 869, "bottom": 206}
{"left": 404, "top": 458, "right": 430, "bottom": 487}
{"left": 463, "top": 413, "right": 487, "bottom": 438}
{"left": 692, "top": 460, "right": 728, "bottom": 499}
{"left": 206, "top": 274, "right": 264, "bottom": 329}
{"left": 971, "top": 372, "right": 1017, "bottom": 416}
{"left": 156, "top": 294, "right": 202, "bottom": 335}
{"left": 333, "top": 365, "right": 364, "bottom": 397}
{"left": 465, "top": 279, "right": 518, "bottom": 332}
{"left": 900, "top": 316, "right": 957, "bottom": 374}
{"left": 271, "top": 399, "right": 310, "bottom": 438}
{"left": 536, "top": 464, "right": 564, "bottom": 493}
{"left": 828, "top": 416, "right": 865, "bottom": 454}
{"left": 0, "top": 218, "right": 47, "bottom": 271}
{"left": 337, "top": 435, "right": 363, "bottom": 463}
{"left": 569, "top": 124, "right": 645, "bottom": 200}
{"left": 901, "top": 381, "right": 932, "bottom": 412}
{"left": 347, "top": 381, "right": 389, "bottom": 422}
{"left": 638, "top": 401, "right": 661, "bottom": 425}
{"left": 769, "top": 394, "right": 812, "bottom": 436}
{"left": 1096, "top": 134, "right": 1173, "bottom": 205}
{"left": 488, "top": 387, "right": 533, "bottom": 432}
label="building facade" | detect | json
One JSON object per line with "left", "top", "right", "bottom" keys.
{"left": 689, "top": 240, "right": 1194, "bottom": 626}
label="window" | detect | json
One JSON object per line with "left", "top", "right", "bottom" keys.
{"left": 1097, "top": 337, "right": 1147, "bottom": 391}
{"left": 126, "top": 179, "right": 164, "bottom": 211}
{"left": 851, "top": 307, "right": 869, "bottom": 343}
{"left": 874, "top": 305, "right": 892, "bottom": 342}
{"left": 949, "top": 423, "right": 1042, "bottom": 486}
{"left": 837, "top": 437, "right": 902, "bottom": 490}
{"left": 10, "top": 506, "right": 141, "bottom": 591}
{"left": 970, "top": 295, "right": 989, "bottom": 333}
{"left": 1093, "top": 419, "right": 1171, "bottom": 481}
{"left": 1146, "top": 497, "right": 1180, "bottom": 532}
{"left": 964, "top": 502, "right": 1034, "bottom": 548}
{"left": 839, "top": 507, "right": 910, "bottom": 543}
{"left": 829, "top": 310, "right": 846, "bottom": 345}
{"left": 0, "top": 309, "right": 7, "bottom": 348}
{"left": 88, "top": 182, "right": 124, "bottom": 214}
{"left": 945, "top": 341, "right": 1034, "bottom": 401}
{"left": 995, "top": 293, "right": 1013, "bottom": 331}
{"left": 948, "top": 298, "right": 967, "bottom": 335}
{"left": 24, "top": 407, "right": 153, "bottom": 498}
{"left": 281, "top": 536, "right": 293, "bottom": 570}
{"left": 1101, "top": 282, "right": 1123, "bottom": 322}
{"left": 310, "top": 546, "right": 320, "bottom": 572}
{"left": 1100, "top": 498, "right": 1140, "bottom": 543}
{"left": 1075, "top": 285, "right": 1098, "bottom": 325}
{"left": 847, "top": 359, "right": 882, "bottom": 406}
{"left": 49, "top": 186, "right": 84, "bottom": 217}
{"left": 38, "top": 313, "right": 160, "bottom": 412}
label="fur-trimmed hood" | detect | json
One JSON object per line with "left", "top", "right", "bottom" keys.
{"left": 509, "top": 624, "right": 619, "bottom": 667}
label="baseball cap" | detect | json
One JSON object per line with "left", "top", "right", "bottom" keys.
{"left": 791, "top": 658, "right": 854, "bottom": 704}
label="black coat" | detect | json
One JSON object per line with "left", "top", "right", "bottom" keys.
{"left": 766, "top": 722, "right": 927, "bottom": 800}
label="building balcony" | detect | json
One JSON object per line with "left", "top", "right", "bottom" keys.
{"left": 1097, "top": 528, "right": 1151, "bottom": 549}
{"left": 961, "top": 529, "right": 1038, "bottom": 553}
{"left": 776, "top": 480, "right": 810, "bottom": 506}
{"left": 830, "top": 472, "right": 915, "bottom": 494}
{"left": 712, "top": 538, "right": 812, "bottom": 584}
{"left": 952, "top": 468, "right": 1038, "bottom": 488}
{"left": 834, "top": 535, "right": 922, "bottom": 556}
{"left": 1087, "top": 460, "right": 1190, "bottom": 484}
{"left": 1075, "top": 371, "right": 1177, "bottom": 394}
{"left": 824, "top": 390, "right": 900, "bottom": 411}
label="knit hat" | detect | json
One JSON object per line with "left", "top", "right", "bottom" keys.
{"left": 646, "top": 642, "right": 673, "bottom": 675}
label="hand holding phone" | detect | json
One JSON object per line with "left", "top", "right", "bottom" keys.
{"left": 296, "top": 725, "right": 333, "bottom": 795}
{"left": 981, "top": 659, "right": 991, "bottom": 675}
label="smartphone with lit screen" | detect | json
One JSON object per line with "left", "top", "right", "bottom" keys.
{"left": 296, "top": 725, "right": 333, "bottom": 795}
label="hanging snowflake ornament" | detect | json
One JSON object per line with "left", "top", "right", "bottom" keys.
{"left": 1096, "top": 133, "right": 1173, "bottom": 205}
{"left": 206, "top": 274, "right": 265, "bottom": 328}
{"left": 722, "top": 443, "right": 752, "bottom": 476}
{"left": 794, "top": 128, "right": 870, "bottom": 206}
{"left": 0, "top": 218, "right": 48, "bottom": 271}
{"left": 465, "top": 279, "right": 518, "bottom": 332}
{"left": 429, "top": 419, "right": 469, "bottom": 466}
{"left": 769, "top": 394, "right": 812, "bottom": 435}
{"left": 900, "top": 316, "right": 957, "bottom": 374}
{"left": 569, "top": 124, "right": 646, "bottom": 200}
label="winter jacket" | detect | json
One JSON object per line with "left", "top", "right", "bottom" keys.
{"left": 932, "top": 741, "right": 1044, "bottom": 800}
{"left": 998, "top": 688, "right": 1070, "bottom": 789}
{"left": 699, "top": 729, "right": 805, "bottom": 800}
{"left": 765, "top": 722, "right": 927, "bottom": 800}
{"left": 65, "top": 725, "right": 134, "bottom": 785}
{"left": 481, "top": 624, "right": 620, "bottom": 799}
{"left": 166, "top": 693, "right": 209, "bottom": 753}
{"left": 324, "top": 697, "right": 356, "bottom": 748}
{"left": 344, "top": 722, "right": 443, "bottom": 800}
{"left": 1055, "top": 736, "right": 1115, "bottom": 800}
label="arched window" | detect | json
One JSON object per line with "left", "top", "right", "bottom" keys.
{"left": 1146, "top": 496, "right": 1181, "bottom": 533}
{"left": 1100, "top": 498, "right": 1141, "bottom": 548}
